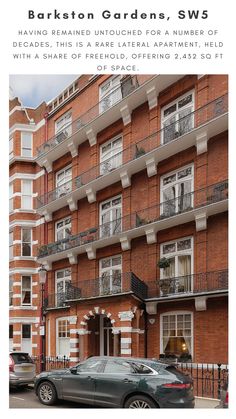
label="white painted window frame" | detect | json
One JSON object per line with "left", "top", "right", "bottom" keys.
{"left": 99, "top": 75, "right": 122, "bottom": 113}
{"left": 55, "top": 216, "right": 72, "bottom": 242}
{"left": 100, "top": 134, "right": 123, "bottom": 175}
{"left": 21, "top": 275, "right": 32, "bottom": 306}
{"left": 160, "top": 236, "right": 194, "bottom": 291}
{"left": 21, "top": 132, "right": 33, "bottom": 157}
{"left": 161, "top": 90, "right": 195, "bottom": 144}
{"left": 160, "top": 311, "right": 194, "bottom": 358}
{"left": 99, "top": 254, "right": 122, "bottom": 295}
{"left": 21, "top": 227, "right": 32, "bottom": 257}
{"left": 99, "top": 194, "right": 122, "bottom": 238}
{"left": 160, "top": 163, "right": 194, "bottom": 214}
{"left": 21, "top": 179, "right": 33, "bottom": 210}
{"left": 55, "top": 165, "right": 72, "bottom": 198}
{"left": 56, "top": 316, "right": 71, "bottom": 357}
{"left": 55, "top": 110, "right": 72, "bottom": 135}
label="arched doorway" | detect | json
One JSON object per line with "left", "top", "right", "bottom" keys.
{"left": 87, "top": 314, "right": 120, "bottom": 357}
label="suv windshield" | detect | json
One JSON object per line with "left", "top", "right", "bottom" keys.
{"left": 10, "top": 353, "right": 33, "bottom": 364}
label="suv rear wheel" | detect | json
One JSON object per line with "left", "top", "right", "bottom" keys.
{"left": 125, "top": 395, "right": 156, "bottom": 408}
{"left": 37, "top": 381, "right": 57, "bottom": 405}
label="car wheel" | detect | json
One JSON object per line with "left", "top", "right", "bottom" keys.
{"left": 37, "top": 381, "right": 57, "bottom": 405}
{"left": 125, "top": 395, "right": 157, "bottom": 408}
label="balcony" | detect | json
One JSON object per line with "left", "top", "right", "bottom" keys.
{"left": 38, "top": 180, "right": 228, "bottom": 264}
{"left": 44, "top": 272, "right": 148, "bottom": 309}
{"left": 36, "top": 74, "right": 184, "bottom": 170}
{"left": 147, "top": 270, "right": 228, "bottom": 299}
{"left": 36, "top": 94, "right": 228, "bottom": 215}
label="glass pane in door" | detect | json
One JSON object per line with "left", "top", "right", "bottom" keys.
{"left": 177, "top": 255, "right": 191, "bottom": 293}
{"left": 177, "top": 180, "right": 192, "bottom": 212}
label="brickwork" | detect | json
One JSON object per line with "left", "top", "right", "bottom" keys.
{"left": 9, "top": 74, "right": 228, "bottom": 365}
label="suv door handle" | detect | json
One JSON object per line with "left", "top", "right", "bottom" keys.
{"left": 123, "top": 378, "right": 133, "bottom": 383}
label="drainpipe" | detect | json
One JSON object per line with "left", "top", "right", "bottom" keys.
{"left": 144, "top": 308, "right": 148, "bottom": 358}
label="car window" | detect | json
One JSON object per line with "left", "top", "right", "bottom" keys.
{"left": 131, "top": 362, "right": 154, "bottom": 374}
{"left": 104, "top": 359, "right": 133, "bottom": 374}
{"left": 76, "top": 359, "right": 104, "bottom": 373}
{"left": 10, "top": 353, "right": 33, "bottom": 364}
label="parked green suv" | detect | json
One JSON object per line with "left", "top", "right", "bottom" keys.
{"left": 35, "top": 356, "right": 194, "bottom": 408}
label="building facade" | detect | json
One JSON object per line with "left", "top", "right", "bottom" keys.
{"left": 9, "top": 74, "right": 228, "bottom": 365}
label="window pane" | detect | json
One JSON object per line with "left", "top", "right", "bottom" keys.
{"left": 178, "top": 94, "right": 192, "bottom": 109}
{"left": 22, "top": 324, "right": 31, "bottom": 338}
{"left": 177, "top": 239, "right": 191, "bottom": 251}
{"left": 104, "top": 360, "right": 132, "bottom": 374}
{"left": 164, "top": 104, "right": 176, "bottom": 117}
{"left": 22, "top": 276, "right": 31, "bottom": 289}
{"left": 9, "top": 325, "right": 13, "bottom": 338}
{"left": 162, "top": 243, "right": 176, "bottom": 254}
{"left": 178, "top": 167, "right": 192, "bottom": 179}
{"left": 22, "top": 132, "right": 32, "bottom": 148}
{"left": 22, "top": 229, "right": 31, "bottom": 242}
{"left": 22, "top": 180, "right": 32, "bottom": 194}
{"left": 22, "top": 196, "right": 32, "bottom": 209}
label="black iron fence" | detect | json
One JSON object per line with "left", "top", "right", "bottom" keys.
{"left": 177, "top": 362, "right": 228, "bottom": 399}
{"left": 38, "top": 180, "right": 228, "bottom": 259}
{"left": 32, "top": 355, "right": 70, "bottom": 374}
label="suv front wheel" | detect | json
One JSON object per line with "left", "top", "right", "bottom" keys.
{"left": 37, "top": 381, "right": 57, "bottom": 405}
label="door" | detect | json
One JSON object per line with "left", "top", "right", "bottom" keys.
{"left": 100, "top": 196, "right": 122, "bottom": 238}
{"left": 99, "top": 255, "right": 122, "bottom": 295}
{"left": 100, "top": 136, "right": 122, "bottom": 175}
{"left": 94, "top": 359, "right": 138, "bottom": 407}
{"left": 56, "top": 166, "right": 72, "bottom": 198}
{"left": 61, "top": 358, "right": 104, "bottom": 403}
{"left": 99, "top": 316, "right": 113, "bottom": 356}
{"left": 21, "top": 324, "right": 31, "bottom": 354}
{"left": 55, "top": 269, "right": 71, "bottom": 307}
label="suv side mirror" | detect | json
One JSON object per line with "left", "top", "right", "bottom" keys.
{"left": 70, "top": 366, "right": 78, "bottom": 375}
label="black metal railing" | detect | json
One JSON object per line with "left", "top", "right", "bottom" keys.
{"left": 148, "top": 270, "right": 228, "bottom": 298}
{"left": 38, "top": 180, "right": 228, "bottom": 259}
{"left": 36, "top": 94, "right": 228, "bottom": 208}
{"left": 37, "top": 75, "right": 149, "bottom": 158}
{"left": 177, "top": 362, "right": 228, "bottom": 399}
{"left": 44, "top": 272, "right": 148, "bottom": 309}
{"left": 32, "top": 355, "right": 70, "bottom": 374}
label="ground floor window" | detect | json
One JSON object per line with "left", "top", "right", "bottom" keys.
{"left": 160, "top": 312, "right": 193, "bottom": 361}
{"left": 56, "top": 318, "right": 70, "bottom": 357}
{"left": 9, "top": 325, "right": 13, "bottom": 351}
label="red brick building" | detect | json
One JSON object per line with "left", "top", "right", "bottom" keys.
{"left": 9, "top": 74, "right": 228, "bottom": 365}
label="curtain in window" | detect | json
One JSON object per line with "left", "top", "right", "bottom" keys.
{"left": 178, "top": 255, "right": 191, "bottom": 292}
{"left": 163, "top": 187, "right": 176, "bottom": 216}
{"left": 178, "top": 180, "right": 192, "bottom": 212}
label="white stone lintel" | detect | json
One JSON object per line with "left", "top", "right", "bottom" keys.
{"left": 146, "top": 86, "right": 158, "bottom": 110}
{"left": 196, "top": 131, "right": 208, "bottom": 155}
{"left": 195, "top": 212, "right": 207, "bottom": 231}
{"left": 120, "top": 236, "right": 131, "bottom": 251}
{"left": 86, "top": 128, "right": 97, "bottom": 147}
{"left": 146, "top": 157, "right": 157, "bottom": 178}
{"left": 120, "top": 170, "right": 131, "bottom": 188}
{"left": 195, "top": 296, "right": 207, "bottom": 311}
{"left": 145, "top": 228, "right": 157, "bottom": 244}
{"left": 120, "top": 104, "right": 131, "bottom": 126}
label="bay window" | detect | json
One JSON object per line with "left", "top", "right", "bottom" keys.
{"left": 21, "top": 276, "right": 31, "bottom": 305}
{"left": 9, "top": 137, "right": 13, "bottom": 159}
{"left": 160, "top": 237, "right": 193, "bottom": 294}
{"left": 21, "top": 180, "right": 33, "bottom": 210}
{"left": 9, "top": 183, "right": 13, "bottom": 212}
{"left": 161, "top": 165, "right": 194, "bottom": 217}
{"left": 9, "top": 231, "right": 13, "bottom": 260}
{"left": 22, "top": 228, "right": 32, "bottom": 256}
{"left": 99, "top": 255, "right": 122, "bottom": 295}
{"left": 161, "top": 312, "right": 193, "bottom": 360}
{"left": 161, "top": 91, "right": 194, "bottom": 144}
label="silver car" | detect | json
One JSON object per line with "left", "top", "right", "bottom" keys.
{"left": 9, "top": 351, "right": 36, "bottom": 387}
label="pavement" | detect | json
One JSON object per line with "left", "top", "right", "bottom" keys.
{"left": 9, "top": 385, "right": 220, "bottom": 409}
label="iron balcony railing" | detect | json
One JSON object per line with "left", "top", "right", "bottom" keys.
{"left": 37, "top": 75, "right": 150, "bottom": 157}
{"left": 148, "top": 270, "right": 228, "bottom": 298}
{"left": 38, "top": 180, "right": 228, "bottom": 259}
{"left": 44, "top": 272, "right": 148, "bottom": 309}
{"left": 36, "top": 94, "right": 228, "bottom": 209}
